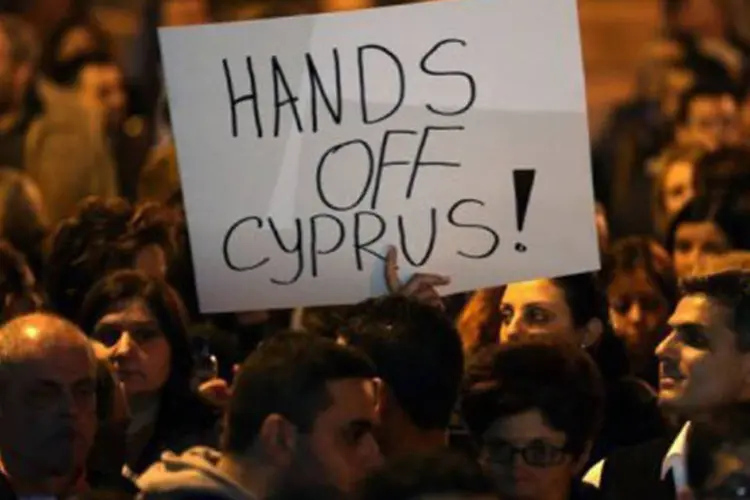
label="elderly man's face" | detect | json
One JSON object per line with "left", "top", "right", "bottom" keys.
{"left": 0, "top": 338, "right": 97, "bottom": 479}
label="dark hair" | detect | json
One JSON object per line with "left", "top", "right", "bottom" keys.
{"left": 45, "top": 50, "right": 116, "bottom": 87}
{"left": 223, "top": 332, "right": 377, "bottom": 454}
{"left": 665, "top": 197, "right": 750, "bottom": 254}
{"left": 0, "top": 240, "right": 41, "bottom": 323}
{"left": 78, "top": 270, "right": 195, "bottom": 410}
{"left": 676, "top": 82, "right": 738, "bottom": 126}
{"left": 340, "top": 296, "right": 464, "bottom": 430}
{"left": 694, "top": 147, "right": 750, "bottom": 202}
{"left": 687, "top": 403, "right": 750, "bottom": 494}
{"left": 127, "top": 202, "right": 179, "bottom": 261}
{"left": 604, "top": 237, "right": 678, "bottom": 308}
{"left": 681, "top": 270, "right": 750, "bottom": 351}
{"left": 462, "top": 337, "right": 605, "bottom": 458}
{"left": 360, "top": 451, "right": 496, "bottom": 500}
{"left": 549, "top": 273, "right": 631, "bottom": 380}
{"left": 45, "top": 197, "right": 134, "bottom": 321}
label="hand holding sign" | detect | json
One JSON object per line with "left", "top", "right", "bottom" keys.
{"left": 385, "top": 246, "right": 450, "bottom": 310}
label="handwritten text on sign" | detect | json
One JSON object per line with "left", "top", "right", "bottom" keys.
{"left": 159, "top": 0, "right": 599, "bottom": 312}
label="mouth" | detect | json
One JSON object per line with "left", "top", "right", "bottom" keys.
{"left": 659, "top": 362, "right": 685, "bottom": 388}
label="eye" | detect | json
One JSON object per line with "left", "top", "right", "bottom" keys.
{"left": 702, "top": 242, "right": 726, "bottom": 255}
{"left": 499, "top": 304, "right": 514, "bottom": 326}
{"left": 679, "top": 326, "right": 710, "bottom": 350}
{"left": 675, "top": 239, "right": 693, "bottom": 254}
{"left": 92, "top": 325, "right": 121, "bottom": 348}
{"left": 523, "top": 306, "right": 552, "bottom": 326}
{"left": 611, "top": 297, "right": 631, "bottom": 315}
{"left": 640, "top": 296, "right": 664, "bottom": 312}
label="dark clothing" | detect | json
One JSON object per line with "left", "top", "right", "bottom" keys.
{"left": 131, "top": 394, "right": 221, "bottom": 477}
{"left": 0, "top": 474, "right": 14, "bottom": 500}
{"left": 592, "top": 377, "right": 666, "bottom": 465}
{"left": 571, "top": 481, "right": 604, "bottom": 500}
{"left": 598, "top": 437, "right": 675, "bottom": 500}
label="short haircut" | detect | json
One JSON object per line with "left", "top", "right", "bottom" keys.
{"left": 223, "top": 332, "right": 377, "bottom": 455}
{"left": 462, "top": 337, "right": 605, "bottom": 458}
{"left": 340, "top": 296, "right": 464, "bottom": 430}
{"left": 0, "top": 15, "right": 39, "bottom": 68}
{"left": 694, "top": 147, "right": 750, "bottom": 202}
{"left": 687, "top": 403, "right": 750, "bottom": 494}
{"left": 360, "top": 450, "right": 496, "bottom": 500}
{"left": 46, "top": 50, "right": 116, "bottom": 87}
{"left": 604, "top": 236, "right": 678, "bottom": 309}
{"left": 681, "top": 270, "right": 750, "bottom": 352}
{"left": 676, "top": 82, "right": 738, "bottom": 126}
{"left": 0, "top": 239, "right": 40, "bottom": 323}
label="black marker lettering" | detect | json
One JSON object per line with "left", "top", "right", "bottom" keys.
{"left": 447, "top": 198, "right": 499, "bottom": 259}
{"left": 271, "top": 56, "right": 303, "bottom": 137}
{"left": 358, "top": 44, "right": 405, "bottom": 125}
{"left": 370, "top": 129, "right": 418, "bottom": 210}
{"left": 223, "top": 57, "right": 263, "bottom": 138}
{"left": 316, "top": 139, "right": 374, "bottom": 211}
{"left": 398, "top": 208, "right": 438, "bottom": 267}
{"left": 353, "top": 211, "right": 387, "bottom": 270}
{"left": 407, "top": 125, "right": 463, "bottom": 198}
{"left": 222, "top": 216, "right": 270, "bottom": 271}
{"left": 309, "top": 214, "right": 346, "bottom": 278}
{"left": 420, "top": 39, "right": 477, "bottom": 116}
{"left": 268, "top": 218, "right": 304, "bottom": 285}
{"left": 307, "top": 49, "right": 343, "bottom": 133}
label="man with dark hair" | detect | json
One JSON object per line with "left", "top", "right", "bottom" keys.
{"left": 585, "top": 269, "right": 750, "bottom": 499}
{"left": 137, "top": 332, "right": 382, "bottom": 499}
{"left": 687, "top": 403, "right": 750, "bottom": 499}
{"left": 338, "top": 295, "right": 464, "bottom": 459}
{"left": 674, "top": 82, "right": 742, "bottom": 149}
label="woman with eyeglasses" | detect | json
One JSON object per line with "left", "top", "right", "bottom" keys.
{"left": 78, "top": 269, "right": 219, "bottom": 478}
{"left": 603, "top": 237, "right": 677, "bottom": 389}
{"left": 463, "top": 337, "right": 605, "bottom": 500}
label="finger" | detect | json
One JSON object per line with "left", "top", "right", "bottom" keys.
{"left": 385, "top": 246, "right": 402, "bottom": 293}
{"left": 414, "top": 287, "right": 444, "bottom": 309}
{"left": 402, "top": 273, "right": 451, "bottom": 292}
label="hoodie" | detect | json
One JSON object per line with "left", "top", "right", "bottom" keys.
{"left": 137, "top": 447, "right": 256, "bottom": 500}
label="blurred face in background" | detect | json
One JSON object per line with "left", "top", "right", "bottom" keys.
{"left": 77, "top": 63, "right": 127, "bottom": 130}
{"left": 675, "top": 0, "right": 728, "bottom": 38}
{"left": 662, "top": 160, "right": 696, "bottom": 222}
{"left": 608, "top": 269, "right": 670, "bottom": 366}
{"left": 677, "top": 94, "right": 741, "bottom": 150}
{"left": 672, "top": 221, "right": 731, "bottom": 278}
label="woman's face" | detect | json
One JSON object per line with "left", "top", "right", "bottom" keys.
{"left": 673, "top": 221, "right": 730, "bottom": 278}
{"left": 135, "top": 244, "right": 168, "bottom": 280}
{"left": 663, "top": 161, "right": 695, "bottom": 221}
{"left": 480, "top": 409, "right": 580, "bottom": 500}
{"left": 608, "top": 269, "right": 670, "bottom": 362}
{"left": 499, "top": 280, "right": 577, "bottom": 344}
{"left": 92, "top": 299, "right": 171, "bottom": 397}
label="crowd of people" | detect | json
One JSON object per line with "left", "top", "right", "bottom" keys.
{"left": 2, "top": 0, "right": 750, "bottom": 499}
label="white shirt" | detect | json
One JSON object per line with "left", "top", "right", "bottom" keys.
{"left": 583, "top": 422, "right": 692, "bottom": 498}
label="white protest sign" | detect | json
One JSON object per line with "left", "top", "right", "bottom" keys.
{"left": 159, "top": 0, "right": 599, "bottom": 313}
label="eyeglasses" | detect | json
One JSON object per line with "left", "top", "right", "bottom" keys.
{"left": 481, "top": 439, "right": 568, "bottom": 468}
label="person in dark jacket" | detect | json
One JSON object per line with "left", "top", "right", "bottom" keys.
{"left": 78, "top": 270, "right": 219, "bottom": 477}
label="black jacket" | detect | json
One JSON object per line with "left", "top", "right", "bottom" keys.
{"left": 597, "top": 438, "right": 676, "bottom": 500}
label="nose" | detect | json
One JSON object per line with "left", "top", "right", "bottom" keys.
{"left": 111, "top": 331, "right": 136, "bottom": 359}
{"left": 361, "top": 434, "right": 383, "bottom": 471}
{"left": 655, "top": 330, "right": 678, "bottom": 359}
{"left": 627, "top": 302, "right": 644, "bottom": 326}
{"left": 503, "top": 319, "right": 526, "bottom": 343}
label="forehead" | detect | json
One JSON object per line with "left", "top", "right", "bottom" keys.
{"left": 97, "top": 299, "right": 155, "bottom": 325}
{"left": 676, "top": 221, "right": 724, "bottom": 241}
{"left": 665, "top": 161, "right": 693, "bottom": 184}
{"left": 608, "top": 268, "right": 659, "bottom": 297}
{"left": 484, "top": 409, "right": 565, "bottom": 443}
{"left": 503, "top": 280, "right": 564, "bottom": 306}
{"left": 670, "top": 294, "right": 731, "bottom": 327}
{"left": 15, "top": 341, "right": 95, "bottom": 384}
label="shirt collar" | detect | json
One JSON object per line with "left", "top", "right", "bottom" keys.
{"left": 661, "top": 422, "right": 692, "bottom": 490}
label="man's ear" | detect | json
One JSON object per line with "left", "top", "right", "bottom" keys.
{"left": 580, "top": 318, "right": 603, "bottom": 349}
{"left": 258, "top": 414, "right": 297, "bottom": 467}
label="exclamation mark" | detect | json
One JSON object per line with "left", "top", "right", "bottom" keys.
{"left": 513, "top": 169, "right": 536, "bottom": 253}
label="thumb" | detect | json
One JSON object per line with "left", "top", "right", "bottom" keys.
{"left": 385, "top": 246, "right": 402, "bottom": 293}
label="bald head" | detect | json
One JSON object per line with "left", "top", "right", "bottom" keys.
{"left": 0, "top": 313, "right": 94, "bottom": 380}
